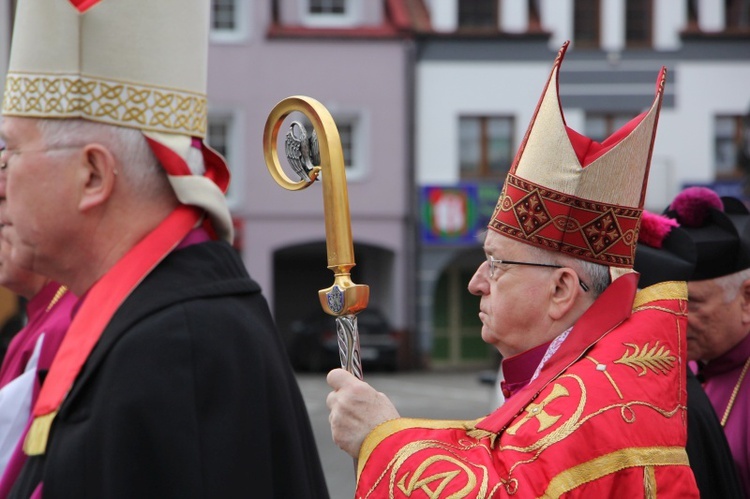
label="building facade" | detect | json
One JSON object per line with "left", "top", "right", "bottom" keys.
{"left": 415, "top": 0, "right": 750, "bottom": 366}
{"left": 2, "top": 0, "right": 750, "bottom": 369}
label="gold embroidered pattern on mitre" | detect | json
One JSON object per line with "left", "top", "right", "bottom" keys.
{"left": 581, "top": 209, "right": 624, "bottom": 256}
{"left": 3, "top": 72, "right": 207, "bottom": 137}
{"left": 513, "top": 189, "right": 552, "bottom": 236}
{"left": 614, "top": 342, "right": 676, "bottom": 376}
{"left": 490, "top": 174, "right": 641, "bottom": 267}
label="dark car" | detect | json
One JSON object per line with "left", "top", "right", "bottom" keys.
{"left": 287, "top": 308, "right": 401, "bottom": 372}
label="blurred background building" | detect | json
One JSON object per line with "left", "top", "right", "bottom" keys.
{"left": 1, "top": 0, "right": 750, "bottom": 370}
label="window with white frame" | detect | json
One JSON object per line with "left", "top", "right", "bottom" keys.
{"left": 459, "top": 116, "right": 514, "bottom": 180}
{"left": 207, "top": 111, "right": 243, "bottom": 208}
{"left": 715, "top": 115, "right": 749, "bottom": 178}
{"left": 210, "top": 0, "right": 248, "bottom": 43}
{"left": 310, "top": 0, "right": 346, "bottom": 14}
{"left": 302, "top": 0, "right": 359, "bottom": 27}
{"left": 458, "top": 0, "right": 498, "bottom": 30}
{"left": 298, "top": 111, "right": 367, "bottom": 180}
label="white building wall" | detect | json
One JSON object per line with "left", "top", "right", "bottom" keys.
{"left": 416, "top": 57, "right": 750, "bottom": 212}
{"left": 699, "top": 0, "right": 724, "bottom": 32}
{"left": 502, "top": 0, "right": 527, "bottom": 33}
{"left": 601, "top": 0, "right": 625, "bottom": 52}
{"left": 426, "top": 0, "right": 457, "bottom": 32}
{"left": 416, "top": 61, "right": 550, "bottom": 184}
{"left": 654, "top": 0, "right": 685, "bottom": 51}
{"left": 542, "top": 0, "right": 572, "bottom": 49}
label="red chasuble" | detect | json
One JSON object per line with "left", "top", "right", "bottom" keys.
{"left": 355, "top": 276, "right": 699, "bottom": 498}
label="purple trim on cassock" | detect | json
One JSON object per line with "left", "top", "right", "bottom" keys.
{"left": 700, "top": 332, "right": 750, "bottom": 496}
{"left": 176, "top": 227, "right": 210, "bottom": 250}
{"left": 499, "top": 340, "right": 552, "bottom": 400}
{"left": 0, "top": 282, "right": 77, "bottom": 496}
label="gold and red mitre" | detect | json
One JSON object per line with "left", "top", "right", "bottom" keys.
{"left": 2, "top": 0, "right": 232, "bottom": 242}
{"left": 489, "top": 42, "right": 666, "bottom": 275}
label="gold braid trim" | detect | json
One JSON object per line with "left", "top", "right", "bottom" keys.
{"left": 45, "top": 285, "right": 68, "bottom": 313}
{"left": 357, "top": 417, "right": 482, "bottom": 481}
{"left": 3, "top": 72, "right": 207, "bottom": 137}
{"left": 541, "top": 446, "right": 688, "bottom": 498}
{"left": 633, "top": 281, "right": 687, "bottom": 309}
{"left": 644, "top": 465, "right": 657, "bottom": 499}
{"left": 721, "top": 356, "right": 750, "bottom": 427}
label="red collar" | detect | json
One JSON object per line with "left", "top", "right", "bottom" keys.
{"left": 476, "top": 272, "right": 637, "bottom": 434}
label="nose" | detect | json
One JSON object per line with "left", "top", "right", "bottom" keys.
{"left": 468, "top": 261, "right": 488, "bottom": 296}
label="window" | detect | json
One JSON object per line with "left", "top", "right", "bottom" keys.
{"left": 297, "top": 111, "right": 367, "bottom": 181}
{"left": 458, "top": 0, "right": 498, "bottom": 30}
{"left": 212, "top": 0, "right": 236, "bottom": 30}
{"left": 726, "top": 0, "right": 750, "bottom": 31}
{"left": 207, "top": 111, "right": 243, "bottom": 208}
{"left": 574, "top": 0, "right": 601, "bottom": 48}
{"left": 309, "top": 0, "right": 346, "bottom": 14}
{"left": 302, "top": 0, "right": 359, "bottom": 27}
{"left": 210, "top": 0, "right": 248, "bottom": 43}
{"left": 459, "top": 116, "right": 514, "bottom": 180}
{"left": 585, "top": 113, "right": 637, "bottom": 143}
{"left": 625, "top": 0, "right": 652, "bottom": 47}
{"left": 715, "top": 115, "right": 750, "bottom": 178}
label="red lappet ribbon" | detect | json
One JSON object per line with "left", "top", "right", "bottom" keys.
{"left": 68, "top": 0, "right": 101, "bottom": 13}
{"left": 24, "top": 205, "right": 201, "bottom": 455}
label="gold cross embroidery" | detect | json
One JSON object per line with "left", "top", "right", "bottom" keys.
{"left": 506, "top": 383, "right": 569, "bottom": 435}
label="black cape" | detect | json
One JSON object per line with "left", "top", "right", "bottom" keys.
{"left": 11, "top": 241, "right": 329, "bottom": 498}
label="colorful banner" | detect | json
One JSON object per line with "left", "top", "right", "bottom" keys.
{"left": 420, "top": 183, "right": 502, "bottom": 245}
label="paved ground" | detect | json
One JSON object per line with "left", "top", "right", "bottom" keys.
{"left": 296, "top": 369, "right": 497, "bottom": 498}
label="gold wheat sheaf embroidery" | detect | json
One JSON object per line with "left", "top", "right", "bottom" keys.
{"left": 614, "top": 342, "right": 676, "bottom": 376}
{"left": 3, "top": 74, "right": 206, "bottom": 136}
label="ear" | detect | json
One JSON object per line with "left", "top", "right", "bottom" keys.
{"left": 738, "top": 278, "right": 750, "bottom": 325}
{"left": 77, "top": 144, "right": 118, "bottom": 212}
{"left": 548, "top": 268, "right": 583, "bottom": 321}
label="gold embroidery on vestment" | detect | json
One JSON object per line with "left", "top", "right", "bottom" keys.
{"left": 632, "top": 281, "right": 687, "bottom": 309}
{"left": 361, "top": 439, "right": 491, "bottom": 499}
{"left": 585, "top": 356, "right": 624, "bottom": 399}
{"left": 615, "top": 342, "right": 676, "bottom": 376}
{"left": 507, "top": 383, "right": 569, "bottom": 435}
{"left": 644, "top": 465, "right": 657, "bottom": 498}
{"left": 542, "top": 447, "right": 688, "bottom": 498}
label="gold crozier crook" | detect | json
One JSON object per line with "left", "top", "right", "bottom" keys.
{"left": 263, "top": 96, "right": 369, "bottom": 379}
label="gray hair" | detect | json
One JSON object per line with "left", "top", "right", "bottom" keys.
{"left": 714, "top": 267, "right": 750, "bottom": 303}
{"left": 524, "top": 244, "right": 611, "bottom": 297}
{"left": 35, "top": 118, "right": 171, "bottom": 199}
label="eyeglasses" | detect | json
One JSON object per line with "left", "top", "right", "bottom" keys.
{"left": 0, "top": 146, "right": 82, "bottom": 170}
{"left": 486, "top": 255, "right": 590, "bottom": 292}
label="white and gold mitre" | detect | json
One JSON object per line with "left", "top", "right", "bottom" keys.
{"left": 490, "top": 42, "right": 666, "bottom": 270}
{"left": 2, "top": 0, "right": 233, "bottom": 242}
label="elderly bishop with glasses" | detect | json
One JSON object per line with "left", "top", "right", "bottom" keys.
{"left": 327, "top": 43, "right": 700, "bottom": 498}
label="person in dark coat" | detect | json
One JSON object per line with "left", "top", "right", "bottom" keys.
{"left": 0, "top": 0, "right": 328, "bottom": 497}
{"left": 635, "top": 207, "right": 744, "bottom": 499}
